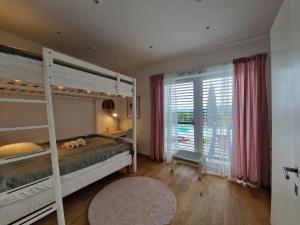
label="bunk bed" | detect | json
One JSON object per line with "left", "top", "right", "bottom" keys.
{"left": 0, "top": 45, "right": 137, "bottom": 225}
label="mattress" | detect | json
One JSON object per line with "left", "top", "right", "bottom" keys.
{"left": 0, "top": 151, "right": 132, "bottom": 224}
{"left": 0, "top": 135, "right": 132, "bottom": 193}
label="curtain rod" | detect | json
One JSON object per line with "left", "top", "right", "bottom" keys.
{"left": 167, "top": 63, "right": 233, "bottom": 81}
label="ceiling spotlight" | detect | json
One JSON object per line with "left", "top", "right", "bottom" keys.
{"left": 88, "top": 46, "right": 98, "bottom": 52}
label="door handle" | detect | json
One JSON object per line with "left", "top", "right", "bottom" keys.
{"left": 283, "top": 167, "right": 299, "bottom": 180}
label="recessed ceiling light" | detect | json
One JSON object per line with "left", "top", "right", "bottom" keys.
{"left": 56, "top": 31, "right": 62, "bottom": 35}
{"left": 149, "top": 46, "right": 153, "bottom": 49}
{"left": 58, "top": 85, "right": 64, "bottom": 90}
{"left": 93, "top": 0, "right": 100, "bottom": 4}
{"left": 206, "top": 26, "right": 211, "bottom": 30}
{"left": 87, "top": 90, "right": 92, "bottom": 94}
{"left": 88, "top": 46, "right": 97, "bottom": 52}
{"left": 14, "top": 79, "right": 22, "bottom": 83}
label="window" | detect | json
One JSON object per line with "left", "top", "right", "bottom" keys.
{"left": 164, "top": 64, "right": 233, "bottom": 176}
{"left": 164, "top": 81, "right": 195, "bottom": 152}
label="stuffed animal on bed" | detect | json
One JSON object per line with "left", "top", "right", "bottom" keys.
{"left": 77, "top": 138, "right": 86, "bottom": 146}
{"left": 61, "top": 138, "right": 87, "bottom": 150}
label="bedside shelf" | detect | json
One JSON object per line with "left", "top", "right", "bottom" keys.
{"left": 101, "top": 129, "right": 127, "bottom": 137}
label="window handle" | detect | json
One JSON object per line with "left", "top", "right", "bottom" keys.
{"left": 283, "top": 167, "right": 299, "bottom": 180}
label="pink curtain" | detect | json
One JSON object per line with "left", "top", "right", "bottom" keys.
{"left": 232, "top": 53, "right": 270, "bottom": 187}
{"left": 150, "top": 74, "right": 164, "bottom": 162}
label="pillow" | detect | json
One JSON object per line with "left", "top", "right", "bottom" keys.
{"left": 0, "top": 142, "right": 43, "bottom": 159}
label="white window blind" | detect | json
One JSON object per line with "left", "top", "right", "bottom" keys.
{"left": 175, "top": 82, "right": 195, "bottom": 152}
{"left": 164, "top": 64, "right": 233, "bottom": 176}
{"left": 164, "top": 81, "right": 195, "bottom": 153}
{"left": 202, "top": 73, "right": 233, "bottom": 176}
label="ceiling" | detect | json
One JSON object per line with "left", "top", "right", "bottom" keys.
{"left": 0, "top": 0, "right": 282, "bottom": 73}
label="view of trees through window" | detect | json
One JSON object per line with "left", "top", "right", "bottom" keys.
{"left": 177, "top": 112, "right": 194, "bottom": 124}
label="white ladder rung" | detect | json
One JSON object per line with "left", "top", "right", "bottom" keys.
{"left": 12, "top": 203, "right": 57, "bottom": 225}
{"left": 0, "top": 149, "right": 51, "bottom": 165}
{"left": 0, "top": 98, "right": 47, "bottom": 104}
{"left": 0, "top": 124, "right": 49, "bottom": 132}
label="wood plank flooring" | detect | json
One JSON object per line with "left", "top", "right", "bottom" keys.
{"left": 34, "top": 155, "right": 271, "bottom": 225}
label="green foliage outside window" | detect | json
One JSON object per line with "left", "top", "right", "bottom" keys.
{"left": 177, "top": 112, "right": 194, "bottom": 123}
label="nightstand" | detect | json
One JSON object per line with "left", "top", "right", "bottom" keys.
{"left": 101, "top": 129, "right": 127, "bottom": 137}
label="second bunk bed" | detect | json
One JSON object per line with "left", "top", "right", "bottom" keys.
{"left": 0, "top": 45, "right": 137, "bottom": 225}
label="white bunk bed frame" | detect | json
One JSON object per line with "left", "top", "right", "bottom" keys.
{"left": 0, "top": 46, "right": 137, "bottom": 225}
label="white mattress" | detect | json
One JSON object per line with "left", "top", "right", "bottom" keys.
{"left": 0, "top": 151, "right": 132, "bottom": 225}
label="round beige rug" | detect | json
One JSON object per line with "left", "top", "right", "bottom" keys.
{"left": 88, "top": 177, "right": 177, "bottom": 225}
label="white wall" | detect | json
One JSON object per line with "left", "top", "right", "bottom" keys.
{"left": 0, "top": 95, "right": 95, "bottom": 143}
{"left": 128, "top": 36, "right": 271, "bottom": 156}
{"left": 95, "top": 98, "right": 132, "bottom": 133}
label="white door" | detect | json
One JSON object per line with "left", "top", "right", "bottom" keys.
{"left": 271, "top": 0, "right": 300, "bottom": 224}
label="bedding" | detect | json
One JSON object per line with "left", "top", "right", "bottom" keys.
{"left": 0, "top": 135, "right": 132, "bottom": 192}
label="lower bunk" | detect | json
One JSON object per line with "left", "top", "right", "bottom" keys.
{"left": 0, "top": 135, "right": 133, "bottom": 225}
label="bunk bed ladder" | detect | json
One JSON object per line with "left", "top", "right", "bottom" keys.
{"left": 0, "top": 52, "right": 66, "bottom": 225}
{"left": 42, "top": 47, "right": 66, "bottom": 225}
{"left": 0, "top": 48, "right": 66, "bottom": 225}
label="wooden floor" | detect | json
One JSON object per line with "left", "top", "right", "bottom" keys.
{"left": 34, "top": 155, "right": 271, "bottom": 225}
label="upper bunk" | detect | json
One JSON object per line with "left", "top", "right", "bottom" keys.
{"left": 0, "top": 45, "right": 135, "bottom": 98}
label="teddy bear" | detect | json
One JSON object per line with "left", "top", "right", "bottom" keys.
{"left": 61, "top": 138, "right": 87, "bottom": 150}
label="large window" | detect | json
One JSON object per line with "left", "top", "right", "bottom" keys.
{"left": 164, "top": 65, "right": 233, "bottom": 176}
